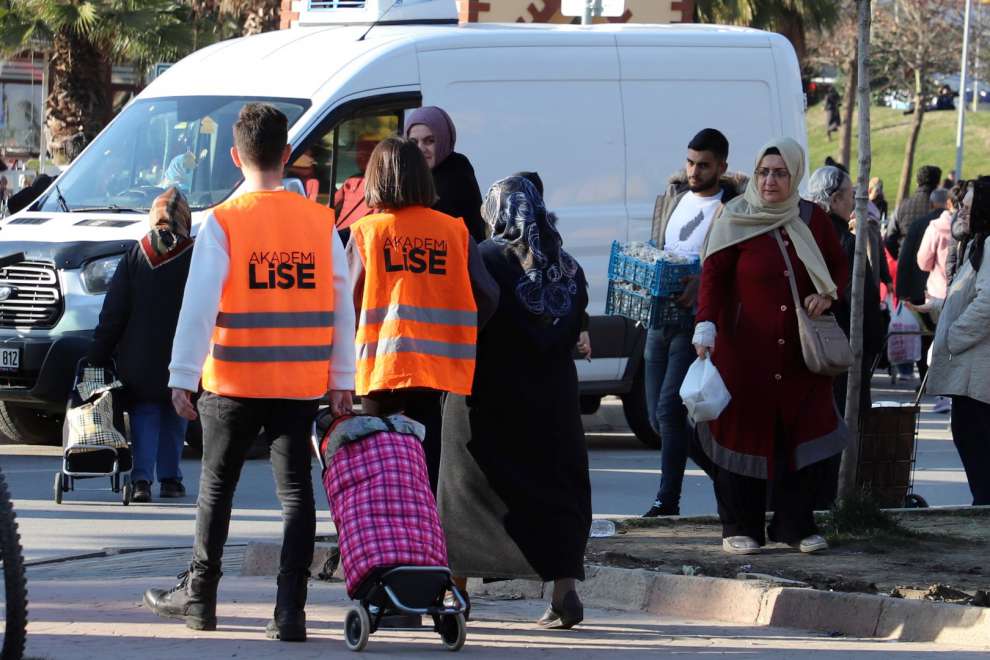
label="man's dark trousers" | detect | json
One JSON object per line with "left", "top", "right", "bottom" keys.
{"left": 191, "top": 392, "right": 319, "bottom": 583}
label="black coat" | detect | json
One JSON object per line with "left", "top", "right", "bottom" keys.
{"left": 829, "top": 213, "right": 884, "bottom": 357}
{"left": 896, "top": 210, "right": 940, "bottom": 305}
{"left": 87, "top": 238, "right": 193, "bottom": 404}
{"left": 439, "top": 241, "right": 592, "bottom": 581}
{"left": 432, "top": 152, "right": 486, "bottom": 244}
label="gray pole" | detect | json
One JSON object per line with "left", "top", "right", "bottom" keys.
{"left": 956, "top": 0, "right": 973, "bottom": 179}
{"left": 838, "top": 0, "right": 874, "bottom": 500}
{"left": 583, "top": 0, "right": 593, "bottom": 24}
{"left": 974, "top": 1, "right": 982, "bottom": 113}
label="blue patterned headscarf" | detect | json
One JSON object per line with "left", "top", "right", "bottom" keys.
{"left": 482, "top": 176, "right": 580, "bottom": 320}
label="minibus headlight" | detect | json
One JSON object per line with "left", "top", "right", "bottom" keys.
{"left": 81, "top": 254, "right": 124, "bottom": 294}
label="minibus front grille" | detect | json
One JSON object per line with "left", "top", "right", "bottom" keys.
{"left": 0, "top": 261, "right": 63, "bottom": 328}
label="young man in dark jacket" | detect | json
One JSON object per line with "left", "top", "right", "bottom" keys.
{"left": 87, "top": 188, "right": 194, "bottom": 503}
{"left": 643, "top": 129, "right": 745, "bottom": 517}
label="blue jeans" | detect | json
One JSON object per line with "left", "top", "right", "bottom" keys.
{"left": 644, "top": 326, "right": 696, "bottom": 507}
{"left": 129, "top": 401, "right": 187, "bottom": 484}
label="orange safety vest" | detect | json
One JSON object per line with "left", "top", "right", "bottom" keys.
{"left": 350, "top": 206, "right": 477, "bottom": 396}
{"left": 201, "top": 190, "right": 336, "bottom": 399}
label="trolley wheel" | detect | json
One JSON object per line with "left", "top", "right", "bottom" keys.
{"left": 438, "top": 613, "right": 466, "bottom": 652}
{"left": 905, "top": 493, "right": 929, "bottom": 508}
{"left": 53, "top": 471, "right": 63, "bottom": 504}
{"left": 122, "top": 481, "right": 132, "bottom": 506}
{"left": 344, "top": 605, "right": 371, "bottom": 652}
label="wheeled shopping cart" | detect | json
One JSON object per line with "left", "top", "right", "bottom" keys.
{"left": 54, "top": 358, "right": 132, "bottom": 505}
{"left": 312, "top": 410, "right": 467, "bottom": 652}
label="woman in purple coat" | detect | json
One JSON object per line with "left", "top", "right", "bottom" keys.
{"left": 692, "top": 137, "right": 848, "bottom": 556}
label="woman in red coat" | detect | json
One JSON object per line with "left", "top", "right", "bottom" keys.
{"left": 693, "top": 137, "right": 848, "bottom": 556}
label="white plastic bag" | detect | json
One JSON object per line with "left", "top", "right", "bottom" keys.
{"left": 678, "top": 357, "right": 731, "bottom": 424}
{"left": 887, "top": 302, "right": 922, "bottom": 365}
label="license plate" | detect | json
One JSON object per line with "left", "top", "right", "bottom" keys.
{"left": 0, "top": 348, "right": 20, "bottom": 372}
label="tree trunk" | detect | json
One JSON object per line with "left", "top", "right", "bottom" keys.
{"left": 46, "top": 29, "right": 112, "bottom": 164}
{"left": 242, "top": 0, "right": 281, "bottom": 35}
{"left": 775, "top": 9, "right": 808, "bottom": 67}
{"left": 896, "top": 70, "right": 927, "bottom": 206}
{"left": 837, "top": 0, "right": 874, "bottom": 501}
{"left": 839, "top": 46, "right": 858, "bottom": 168}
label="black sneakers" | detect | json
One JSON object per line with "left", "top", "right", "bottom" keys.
{"left": 144, "top": 571, "right": 218, "bottom": 631}
{"left": 642, "top": 502, "right": 680, "bottom": 517}
{"left": 132, "top": 481, "right": 152, "bottom": 503}
{"left": 160, "top": 479, "right": 186, "bottom": 498}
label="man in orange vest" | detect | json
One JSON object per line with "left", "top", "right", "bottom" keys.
{"left": 143, "top": 103, "right": 355, "bottom": 643}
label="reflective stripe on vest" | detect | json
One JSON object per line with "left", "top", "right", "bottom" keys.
{"left": 356, "top": 337, "right": 476, "bottom": 362}
{"left": 351, "top": 207, "right": 477, "bottom": 396}
{"left": 201, "top": 191, "right": 336, "bottom": 399}
{"left": 358, "top": 305, "right": 476, "bottom": 328}
{"left": 217, "top": 311, "right": 335, "bottom": 329}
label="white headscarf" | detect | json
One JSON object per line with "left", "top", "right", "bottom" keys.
{"left": 704, "top": 137, "right": 838, "bottom": 299}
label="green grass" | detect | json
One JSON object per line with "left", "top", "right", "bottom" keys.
{"left": 806, "top": 105, "right": 990, "bottom": 195}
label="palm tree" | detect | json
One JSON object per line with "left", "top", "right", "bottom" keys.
{"left": 695, "top": 0, "right": 840, "bottom": 64}
{"left": 0, "top": 1, "right": 198, "bottom": 162}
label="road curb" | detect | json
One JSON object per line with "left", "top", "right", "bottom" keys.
{"left": 468, "top": 564, "right": 990, "bottom": 648}
{"left": 241, "top": 542, "right": 989, "bottom": 648}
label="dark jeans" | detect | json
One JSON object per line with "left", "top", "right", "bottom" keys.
{"left": 129, "top": 401, "right": 187, "bottom": 485}
{"left": 362, "top": 388, "right": 443, "bottom": 493}
{"left": 191, "top": 392, "right": 319, "bottom": 584}
{"left": 644, "top": 326, "right": 705, "bottom": 507}
{"left": 950, "top": 395, "right": 990, "bottom": 506}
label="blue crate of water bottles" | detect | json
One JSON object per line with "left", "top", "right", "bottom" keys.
{"left": 607, "top": 241, "right": 700, "bottom": 297}
{"left": 605, "top": 281, "right": 658, "bottom": 329}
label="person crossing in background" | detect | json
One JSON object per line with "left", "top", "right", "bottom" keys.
{"left": 346, "top": 137, "right": 498, "bottom": 494}
{"left": 144, "top": 103, "right": 356, "bottom": 643}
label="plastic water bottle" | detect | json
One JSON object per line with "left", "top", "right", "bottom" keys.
{"left": 589, "top": 520, "right": 616, "bottom": 538}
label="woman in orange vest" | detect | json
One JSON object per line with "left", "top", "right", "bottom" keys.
{"left": 346, "top": 137, "right": 498, "bottom": 493}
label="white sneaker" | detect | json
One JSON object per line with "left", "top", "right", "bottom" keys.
{"left": 795, "top": 534, "right": 829, "bottom": 554}
{"left": 722, "top": 536, "right": 761, "bottom": 555}
{"left": 933, "top": 396, "right": 952, "bottom": 414}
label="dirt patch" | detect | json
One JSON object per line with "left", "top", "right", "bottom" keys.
{"left": 587, "top": 508, "right": 990, "bottom": 604}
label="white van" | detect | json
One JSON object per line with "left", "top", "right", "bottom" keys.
{"left": 0, "top": 0, "right": 806, "bottom": 447}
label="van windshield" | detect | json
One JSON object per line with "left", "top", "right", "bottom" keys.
{"left": 38, "top": 96, "right": 310, "bottom": 213}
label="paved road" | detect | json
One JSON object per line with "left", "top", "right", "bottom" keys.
{"left": 1, "top": 378, "right": 972, "bottom": 562}
{"left": 20, "top": 576, "right": 981, "bottom": 659}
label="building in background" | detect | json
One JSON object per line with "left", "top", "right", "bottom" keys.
{"left": 0, "top": 58, "right": 43, "bottom": 164}
{"left": 458, "top": 0, "right": 692, "bottom": 24}
{"left": 281, "top": 0, "right": 693, "bottom": 29}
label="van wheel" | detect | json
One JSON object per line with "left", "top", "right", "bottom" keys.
{"left": 620, "top": 366, "right": 661, "bottom": 450}
{"left": 0, "top": 402, "right": 63, "bottom": 446}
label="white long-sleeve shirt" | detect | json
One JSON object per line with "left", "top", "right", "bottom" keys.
{"left": 168, "top": 211, "right": 356, "bottom": 396}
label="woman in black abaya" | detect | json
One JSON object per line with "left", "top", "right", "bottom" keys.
{"left": 438, "top": 176, "right": 592, "bottom": 630}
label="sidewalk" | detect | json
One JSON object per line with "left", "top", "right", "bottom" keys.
{"left": 21, "top": 576, "right": 979, "bottom": 659}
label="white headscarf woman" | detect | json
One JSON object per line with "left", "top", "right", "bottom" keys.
{"left": 704, "top": 136, "right": 839, "bottom": 301}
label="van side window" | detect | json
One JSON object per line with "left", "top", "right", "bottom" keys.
{"left": 286, "top": 111, "right": 402, "bottom": 208}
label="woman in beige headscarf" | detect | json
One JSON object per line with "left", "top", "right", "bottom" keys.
{"left": 692, "top": 137, "right": 849, "bottom": 556}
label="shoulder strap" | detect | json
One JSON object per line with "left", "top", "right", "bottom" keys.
{"left": 773, "top": 229, "right": 804, "bottom": 310}
{"left": 799, "top": 199, "right": 814, "bottom": 226}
